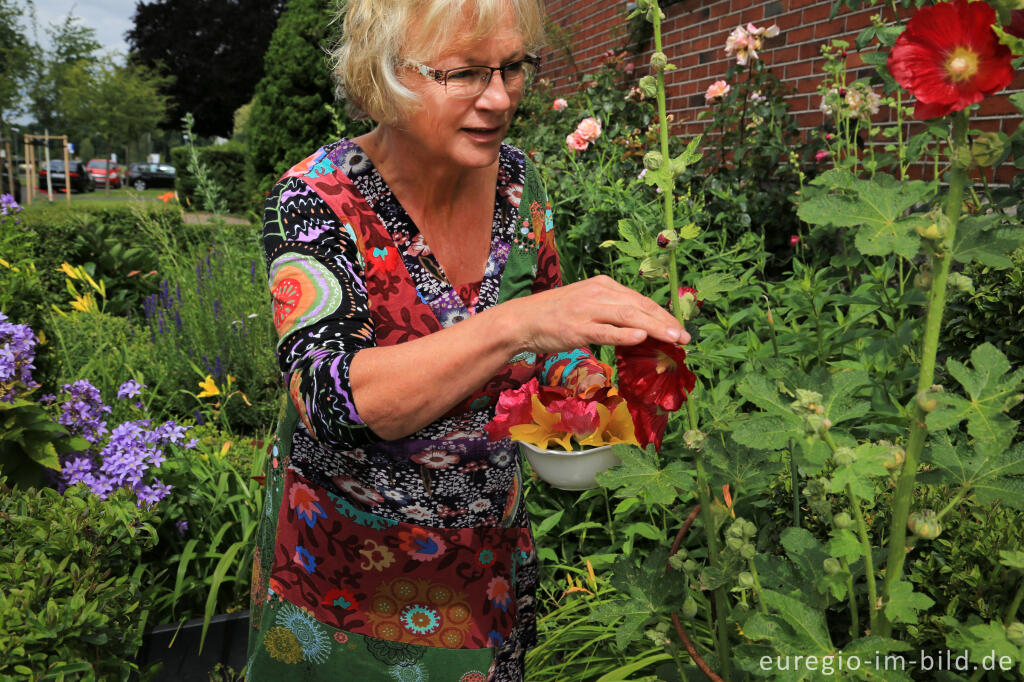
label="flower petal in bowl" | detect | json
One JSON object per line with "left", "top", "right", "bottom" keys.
{"left": 518, "top": 442, "right": 621, "bottom": 491}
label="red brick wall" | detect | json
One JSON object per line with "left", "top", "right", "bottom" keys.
{"left": 539, "top": 0, "right": 1023, "bottom": 180}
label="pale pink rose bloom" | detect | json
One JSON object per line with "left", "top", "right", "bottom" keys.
{"left": 746, "top": 23, "right": 762, "bottom": 35}
{"left": 553, "top": 98, "right": 568, "bottom": 111}
{"left": 705, "top": 79, "right": 731, "bottom": 103}
{"left": 576, "top": 117, "right": 602, "bottom": 142}
{"left": 764, "top": 24, "right": 781, "bottom": 38}
{"left": 566, "top": 131, "right": 589, "bottom": 152}
{"left": 725, "top": 27, "right": 750, "bottom": 56}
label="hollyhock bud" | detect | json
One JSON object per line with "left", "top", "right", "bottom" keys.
{"left": 833, "top": 512, "right": 854, "bottom": 529}
{"left": 833, "top": 447, "right": 857, "bottom": 467}
{"left": 639, "top": 75, "right": 658, "bottom": 97}
{"left": 1007, "top": 622, "right": 1024, "bottom": 648}
{"left": 815, "top": 149, "right": 831, "bottom": 163}
{"left": 682, "top": 596, "right": 699, "bottom": 618}
{"left": 972, "top": 131, "right": 1008, "bottom": 167}
{"left": 947, "top": 272, "right": 975, "bottom": 294}
{"left": 650, "top": 51, "right": 668, "bottom": 69}
{"left": 738, "top": 571, "right": 756, "bottom": 588}
{"left": 683, "top": 429, "right": 706, "bottom": 451}
{"left": 638, "top": 256, "right": 668, "bottom": 280}
{"left": 881, "top": 441, "right": 906, "bottom": 471}
{"left": 657, "top": 228, "right": 678, "bottom": 249}
{"left": 643, "top": 150, "right": 664, "bottom": 170}
{"left": 907, "top": 510, "right": 942, "bottom": 539}
{"left": 677, "top": 286, "right": 703, "bottom": 320}
{"left": 823, "top": 558, "right": 842, "bottom": 574}
{"left": 790, "top": 234, "right": 800, "bottom": 246}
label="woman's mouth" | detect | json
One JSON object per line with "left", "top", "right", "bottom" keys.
{"left": 462, "top": 126, "right": 502, "bottom": 142}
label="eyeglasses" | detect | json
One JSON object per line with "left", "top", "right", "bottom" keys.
{"left": 405, "top": 55, "right": 540, "bottom": 99}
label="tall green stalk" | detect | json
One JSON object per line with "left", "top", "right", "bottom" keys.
{"left": 649, "top": 3, "right": 732, "bottom": 678}
{"left": 879, "top": 111, "right": 970, "bottom": 637}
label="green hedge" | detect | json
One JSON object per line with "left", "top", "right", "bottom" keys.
{"left": 170, "top": 143, "right": 249, "bottom": 214}
{"left": 0, "top": 481, "right": 159, "bottom": 679}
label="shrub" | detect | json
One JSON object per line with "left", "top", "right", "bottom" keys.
{"left": 170, "top": 143, "right": 249, "bottom": 215}
{"left": 0, "top": 481, "right": 158, "bottom": 679}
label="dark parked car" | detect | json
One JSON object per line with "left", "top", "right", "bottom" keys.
{"left": 126, "top": 162, "right": 176, "bottom": 190}
{"left": 86, "top": 159, "right": 122, "bottom": 188}
{"left": 37, "top": 160, "right": 94, "bottom": 193}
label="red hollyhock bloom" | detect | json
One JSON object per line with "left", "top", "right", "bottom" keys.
{"left": 888, "top": 0, "right": 1014, "bottom": 120}
{"left": 484, "top": 378, "right": 540, "bottom": 440}
{"left": 625, "top": 401, "right": 669, "bottom": 452}
{"left": 1007, "top": 10, "right": 1024, "bottom": 40}
{"left": 615, "top": 338, "right": 697, "bottom": 412}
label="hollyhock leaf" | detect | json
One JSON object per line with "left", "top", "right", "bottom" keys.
{"left": 595, "top": 445, "right": 693, "bottom": 505}
{"left": 952, "top": 214, "right": 1024, "bottom": 268}
{"left": 884, "top": 581, "right": 934, "bottom": 624}
{"left": 731, "top": 414, "right": 800, "bottom": 450}
{"left": 691, "top": 272, "right": 740, "bottom": 303}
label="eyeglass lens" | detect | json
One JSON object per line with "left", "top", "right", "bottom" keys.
{"left": 445, "top": 60, "right": 537, "bottom": 97}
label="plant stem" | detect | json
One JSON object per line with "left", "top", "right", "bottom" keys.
{"left": 847, "top": 484, "right": 879, "bottom": 633}
{"left": 879, "top": 111, "right": 970, "bottom": 638}
{"left": 748, "top": 558, "right": 768, "bottom": 614}
{"left": 1005, "top": 578, "right": 1024, "bottom": 626}
{"left": 788, "top": 440, "right": 800, "bottom": 528}
{"left": 934, "top": 486, "right": 968, "bottom": 522}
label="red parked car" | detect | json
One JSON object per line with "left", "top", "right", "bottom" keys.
{"left": 86, "top": 159, "right": 122, "bottom": 188}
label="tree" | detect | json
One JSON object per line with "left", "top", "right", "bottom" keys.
{"left": 24, "top": 13, "right": 101, "bottom": 135}
{"left": 63, "top": 56, "right": 170, "bottom": 188}
{"left": 0, "top": 0, "right": 31, "bottom": 128}
{"left": 245, "top": 0, "right": 368, "bottom": 195}
{"left": 127, "top": 0, "right": 286, "bottom": 137}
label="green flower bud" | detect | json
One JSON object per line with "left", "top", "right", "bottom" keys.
{"left": 972, "top": 131, "right": 1008, "bottom": 167}
{"left": 683, "top": 429, "right": 706, "bottom": 450}
{"left": 833, "top": 512, "right": 854, "bottom": 529}
{"left": 638, "top": 76, "right": 658, "bottom": 98}
{"left": 657, "top": 229, "right": 678, "bottom": 250}
{"left": 810, "top": 498, "right": 832, "bottom": 518}
{"left": 823, "top": 557, "right": 842, "bottom": 575}
{"left": 881, "top": 441, "right": 906, "bottom": 471}
{"left": 738, "top": 571, "right": 755, "bottom": 588}
{"left": 682, "top": 559, "right": 699, "bottom": 575}
{"left": 646, "top": 7, "right": 666, "bottom": 22}
{"left": 915, "top": 268, "right": 933, "bottom": 290}
{"left": 682, "top": 595, "right": 699, "bottom": 619}
{"left": 833, "top": 446, "right": 857, "bottom": 467}
{"left": 907, "top": 510, "right": 942, "bottom": 539}
{"left": 643, "top": 151, "right": 663, "bottom": 170}
{"left": 650, "top": 51, "right": 668, "bottom": 70}
{"left": 638, "top": 256, "right": 667, "bottom": 281}
{"left": 915, "top": 222, "right": 945, "bottom": 240}
{"left": 1006, "top": 621, "right": 1024, "bottom": 648}
{"left": 950, "top": 144, "right": 975, "bottom": 171}
{"left": 726, "top": 535, "right": 745, "bottom": 551}
{"left": 917, "top": 390, "right": 938, "bottom": 413}
{"left": 947, "top": 272, "right": 975, "bottom": 294}
{"left": 740, "top": 543, "right": 756, "bottom": 560}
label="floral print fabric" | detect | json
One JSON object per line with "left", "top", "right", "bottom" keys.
{"left": 250, "top": 139, "right": 606, "bottom": 681}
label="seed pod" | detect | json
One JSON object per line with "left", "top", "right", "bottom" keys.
{"left": 682, "top": 595, "right": 699, "bottom": 619}
{"left": 971, "top": 131, "right": 1008, "bottom": 167}
{"left": 643, "top": 150, "right": 663, "bottom": 170}
{"left": 638, "top": 75, "right": 657, "bottom": 98}
{"left": 823, "top": 557, "right": 842, "bottom": 575}
{"left": 738, "top": 571, "right": 755, "bottom": 588}
{"left": 833, "top": 512, "right": 854, "bottom": 529}
{"left": 1007, "top": 621, "right": 1024, "bottom": 648}
{"left": 650, "top": 51, "right": 668, "bottom": 69}
{"left": 907, "top": 510, "right": 942, "bottom": 539}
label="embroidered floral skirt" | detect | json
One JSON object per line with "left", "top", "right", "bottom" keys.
{"left": 246, "top": 406, "right": 538, "bottom": 681}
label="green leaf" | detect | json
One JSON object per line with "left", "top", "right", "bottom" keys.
{"left": 924, "top": 437, "right": 1024, "bottom": 510}
{"left": 999, "top": 549, "right": 1024, "bottom": 570}
{"left": 826, "top": 529, "right": 863, "bottom": 564}
{"left": 797, "top": 172, "right": 935, "bottom": 259}
{"left": 731, "top": 414, "right": 800, "bottom": 450}
{"left": 830, "top": 443, "right": 890, "bottom": 499}
{"left": 952, "top": 214, "right": 1024, "bottom": 268}
{"left": 596, "top": 445, "right": 694, "bottom": 506}
{"left": 692, "top": 271, "right": 740, "bottom": 303}
{"left": 927, "top": 342, "right": 1024, "bottom": 454}
{"left": 946, "top": 618, "right": 1020, "bottom": 667}
{"left": 883, "top": 581, "right": 934, "bottom": 624}
{"left": 533, "top": 509, "right": 565, "bottom": 539}
{"left": 742, "top": 589, "right": 834, "bottom": 657}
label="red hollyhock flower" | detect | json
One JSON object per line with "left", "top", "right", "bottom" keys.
{"left": 484, "top": 378, "right": 541, "bottom": 440}
{"left": 615, "top": 338, "right": 697, "bottom": 412}
{"left": 625, "top": 401, "right": 669, "bottom": 452}
{"left": 888, "top": 0, "right": 1015, "bottom": 120}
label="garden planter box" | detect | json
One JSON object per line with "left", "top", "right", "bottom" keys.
{"left": 135, "top": 611, "right": 249, "bottom": 680}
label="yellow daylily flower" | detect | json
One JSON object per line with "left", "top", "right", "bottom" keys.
{"left": 219, "top": 441, "right": 232, "bottom": 458}
{"left": 70, "top": 294, "right": 97, "bottom": 313}
{"left": 60, "top": 262, "right": 79, "bottom": 280}
{"left": 509, "top": 395, "right": 575, "bottom": 451}
{"left": 576, "top": 401, "right": 638, "bottom": 448}
{"left": 197, "top": 375, "right": 221, "bottom": 398}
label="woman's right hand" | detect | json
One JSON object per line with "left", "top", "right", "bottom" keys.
{"left": 502, "top": 274, "right": 690, "bottom": 355}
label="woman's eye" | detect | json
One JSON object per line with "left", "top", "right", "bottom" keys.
{"left": 504, "top": 61, "right": 524, "bottom": 74}
{"left": 448, "top": 69, "right": 479, "bottom": 81}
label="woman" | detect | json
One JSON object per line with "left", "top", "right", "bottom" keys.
{"left": 246, "top": 0, "right": 688, "bottom": 679}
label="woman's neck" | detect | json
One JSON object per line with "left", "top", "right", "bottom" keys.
{"left": 354, "top": 126, "right": 495, "bottom": 220}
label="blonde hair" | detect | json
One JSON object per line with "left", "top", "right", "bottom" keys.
{"left": 330, "top": 0, "right": 546, "bottom": 125}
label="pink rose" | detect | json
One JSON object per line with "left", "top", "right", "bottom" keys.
{"left": 566, "top": 131, "right": 590, "bottom": 152}
{"left": 575, "top": 117, "right": 602, "bottom": 142}
{"left": 705, "top": 79, "right": 731, "bottom": 103}
{"left": 552, "top": 98, "right": 568, "bottom": 111}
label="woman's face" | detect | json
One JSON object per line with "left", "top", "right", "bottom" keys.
{"left": 398, "top": 12, "right": 526, "bottom": 170}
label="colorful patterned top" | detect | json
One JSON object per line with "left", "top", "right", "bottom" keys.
{"left": 246, "top": 139, "right": 610, "bottom": 681}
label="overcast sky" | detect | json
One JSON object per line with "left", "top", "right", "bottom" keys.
{"left": 31, "top": 0, "right": 136, "bottom": 55}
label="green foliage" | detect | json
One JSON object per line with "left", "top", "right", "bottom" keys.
{"left": 244, "top": 0, "right": 369, "bottom": 199}
{"left": 0, "top": 395, "right": 89, "bottom": 488}
{"left": 171, "top": 142, "right": 249, "bottom": 214}
{"left": 0, "top": 480, "right": 158, "bottom": 678}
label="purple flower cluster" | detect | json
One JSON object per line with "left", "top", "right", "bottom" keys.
{"left": 0, "top": 312, "right": 40, "bottom": 402}
{"left": 0, "top": 193, "right": 21, "bottom": 217}
{"left": 55, "top": 380, "right": 197, "bottom": 507}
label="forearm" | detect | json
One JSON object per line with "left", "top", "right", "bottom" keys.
{"left": 348, "top": 302, "right": 522, "bottom": 440}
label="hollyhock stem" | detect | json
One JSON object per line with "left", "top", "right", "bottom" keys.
{"left": 879, "top": 110, "right": 969, "bottom": 637}
{"left": 652, "top": 4, "right": 730, "bottom": 677}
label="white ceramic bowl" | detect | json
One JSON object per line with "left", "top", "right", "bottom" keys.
{"left": 518, "top": 442, "right": 621, "bottom": 491}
